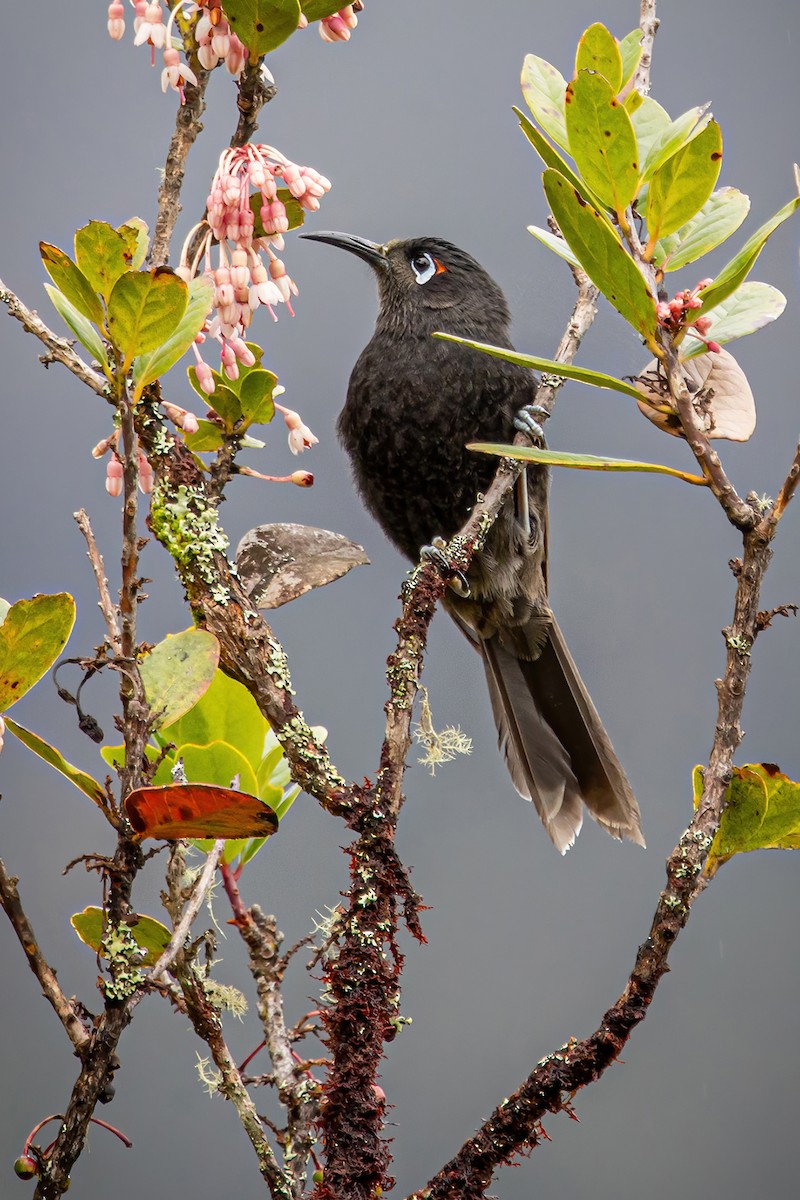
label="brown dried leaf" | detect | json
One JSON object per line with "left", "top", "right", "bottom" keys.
{"left": 235, "top": 523, "right": 369, "bottom": 609}
{"left": 635, "top": 347, "right": 756, "bottom": 442}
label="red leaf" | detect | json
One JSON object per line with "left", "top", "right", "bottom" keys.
{"left": 125, "top": 783, "right": 279, "bottom": 841}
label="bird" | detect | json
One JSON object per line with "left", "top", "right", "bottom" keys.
{"left": 301, "top": 231, "right": 644, "bottom": 853}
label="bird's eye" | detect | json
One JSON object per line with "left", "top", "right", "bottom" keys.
{"left": 410, "top": 252, "right": 438, "bottom": 284}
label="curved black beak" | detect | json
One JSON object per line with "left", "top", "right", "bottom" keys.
{"left": 300, "top": 230, "right": 389, "bottom": 272}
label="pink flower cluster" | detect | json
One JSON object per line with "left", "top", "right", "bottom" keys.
{"left": 178, "top": 144, "right": 330, "bottom": 393}
{"left": 657, "top": 279, "right": 721, "bottom": 353}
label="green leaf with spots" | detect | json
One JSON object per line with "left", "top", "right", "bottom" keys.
{"left": 118, "top": 218, "right": 150, "bottom": 270}
{"left": 433, "top": 332, "right": 644, "bottom": 400}
{"left": 542, "top": 169, "right": 658, "bottom": 345}
{"left": 630, "top": 96, "right": 672, "bottom": 171}
{"left": 223, "top": 0, "right": 301, "bottom": 56}
{"left": 575, "top": 23, "right": 623, "bottom": 93}
{"left": 515, "top": 107, "right": 606, "bottom": 212}
{"left": 681, "top": 282, "right": 786, "bottom": 359}
{"left": 565, "top": 71, "right": 639, "bottom": 216}
{"left": 139, "top": 628, "right": 220, "bottom": 729}
{"left": 133, "top": 275, "right": 213, "bottom": 392}
{"left": 694, "top": 763, "right": 800, "bottom": 877}
{"left": 72, "top": 907, "right": 171, "bottom": 967}
{"left": 40, "top": 242, "right": 104, "bottom": 326}
{"left": 74, "top": 222, "right": 135, "bottom": 303}
{"left": 618, "top": 28, "right": 643, "bottom": 89}
{"left": 697, "top": 194, "right": 800, "bottom": 316}
{"left": 640, "top": 105, "right": 709, "bottom": 182}
{"left": 520, "top": 54, "right": 569, "bottom": 149}
{"left": 654, "top": 187, "right": 750, "bottom": 272}
{"left": 239, "top": 368, "right": 277, "bottom": 426}
{"left": 107, "top": 268, "right": 188, "bottom": 365}
{"left": 43, "top": 284, "right": 108, "bottom": 367}
{"left": 0, "top": 593, "right": 75, "bottom": 712}
{"left": 467, "top": 443, "right": 706, "bottom": 486}
{"left": 645, "top": 119, "right": 722, "bottom": 250}
{"left": 4, "top": 716, "right": 106, "bottom": 806}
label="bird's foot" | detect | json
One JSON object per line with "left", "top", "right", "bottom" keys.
{"left": 421, "top": 538, "right": 471, "bottom": 597}
{"left": 514, "top": 403, "right": 549, "bottom": 443}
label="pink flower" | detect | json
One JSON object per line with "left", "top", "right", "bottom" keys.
{"left": 161, "top": 46, "right": 197, "bottom": 102}
{"left": 133, "top": 2, "right": 166, "bottom": 49}
{"left": 278, "top": 404, "right": 319, "bottom": 455}
{"left": 106, "top": 457, "right": 124, "bottom": 497}
{"left": 107, "top": 2, "right": 125, "bottom": 39}
{"left": 320, "top": 6, "right": 359, "bottom": 42}
{"left": 138, "top": 451, "right": 155, "bottom": 494}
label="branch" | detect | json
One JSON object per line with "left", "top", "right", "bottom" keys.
{"left": 147, "top": 841, "right": 225, "bottom": 983}
{"left": 0, "top": 858, "right": 91, "bottom": 1055}
{"left": 632, "top": 0, "right": 659, "bottom": 95}
{"left": 0, "top": 279, "right": 108, "bottom": 397}
{"left": 74, "top": 508, "right": 122, "bottom": 652}
{"left": 231, "top": 58, "right": 278, "bottom": 148}
{"left": 148, "top": 70, "right": 211, "bottom": 268}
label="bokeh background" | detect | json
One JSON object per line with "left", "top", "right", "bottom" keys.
{"left": 1, "top": 3, "right": 799, "bottom": 1197}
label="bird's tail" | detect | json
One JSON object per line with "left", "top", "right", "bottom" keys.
{"left": 480, "top": 616, "right": 644, "bottom": 854}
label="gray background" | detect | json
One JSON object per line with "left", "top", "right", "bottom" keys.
{"left": 1, "top": 2, "right": 798, "bottom": 1197}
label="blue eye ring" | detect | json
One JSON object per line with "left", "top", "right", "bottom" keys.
{"left": 410, "top": 252, "right": 438, "bottom": 284}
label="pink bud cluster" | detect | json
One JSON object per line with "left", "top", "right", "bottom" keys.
{"left": 657, "top": 279, "right": 721, "bottom": 353}
{"left": 194, "top": 4, "right": 247, "bottom": 74}
{"left": 93, "top": 406, "right": 202, "bottom": 497}
{"left": 178, "top": 143, "right": 330, "bottom": 392}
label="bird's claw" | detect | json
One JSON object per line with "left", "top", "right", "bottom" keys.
{"left": 514, "top": 403, "right": 548, "bottom": 442}
{"left": 420, "top": 540, "right": 471, "bottom": 598}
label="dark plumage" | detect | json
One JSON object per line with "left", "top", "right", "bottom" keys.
{"left": 302, "top": 231, "right": 643, "bottom": 853}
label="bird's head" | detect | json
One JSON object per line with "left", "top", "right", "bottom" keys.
{"left": 301, "top": 231, "right": 510, "bottom": 335}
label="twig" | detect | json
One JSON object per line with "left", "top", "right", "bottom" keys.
{"left": 74, "top": 509, "right": 122, "bottom": 652}
{"left": 0, "top": 279, "right": 108, "bottom": 398}
{"left": 148, "top": 70, "right": 211, "bottom": 267}
{"left": 148, "top": 841, "right": 225, "bottom": 983}
{"left": 631, "top": 0, "right": 660, "bottom": 95}
{"left": 0, "top": 858, "right": 91, "bottom": 1054}
{"left": 231, "top": 58, "right": 277, "bottom": 148}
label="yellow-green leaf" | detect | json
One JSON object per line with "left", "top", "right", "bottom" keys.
{"left": 543, "top": 169, "right": 658, "bottom": 345}
{"left": 75, "top": 221, "right": 134, "bottom": 303}
{"left": 697, "top": 194, "right": 800, "bottom": 316}
{"left": 0, "top": 593, "right": 75, "bottom": 712}
{"left": 618, "top": 29, "right": 643, "bottom": 89}
{"left": 140, "top": 628, "right": 220, "bottom": 729}
{"left": 565, "top": 71, "right": 640, "bottom": 216}
{"left": 521, "top": 54, "right": 569, "bottom": 150}
{"left": 224, "top": 0, "right": 301, "bottom": 55}
{"left": 40, "top": 242, "right": 104, "bottom": 326}
{"left": 575, "top": 23, "right": 623, "bottom": 93}
{"left": 467, "top": 442, "right": 707, "bottom": 486}
{"left": 4, "top": 716, "right": 106, "bottom": 806}
{"left": 693, "top": 763, "right": 800, "bottom": 876}
{"left": 645, "top": 120, "right": 722, "bottom": 251}
{"left": 72, "top": 906, "right": 171, "bottom": 966}
{"left": 133, "top": 275, "right": 213, "bottom": 393}
{"left": 107, "top": 268, "right": 188, "bottom": 366}
{"left": 44, "top": 284, "right": 109, "bottom": 367}
{"left": 515, "top": 106, "right": 606, "bottom": 213}
{"left": 654, "top": 187, "right": 750, "bottom": 272}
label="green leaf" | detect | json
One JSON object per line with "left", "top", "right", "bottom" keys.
{"left": 694, "top": 763, "right": 800, "bottom": 877}
{"left": 183, "top": 419, "right": 226, "bottom": 453}
{"left": 43, "top": 284, "right": 109, "bottom": 367}
{"left": 39, "top": 242, "right": 104, "bottom": 326}
{"left": 4, "top": 716, "right": 106, "bottom": 806}
{"left": 160, "top": 669, "right": 269, "bottom": 773}
{"left": 223, "top": 0, "right": 301, "bottom": 56}
{"left": 681, "top": 282, "right": 786, "bottom": 359}
{"left": 107, "top": 268, "right": 188, "bottom": 366}
{"left": 697, "top": 194, "right": 800, "bottom": 316}
{"left": 300, "top": 0, "right": 348, "bottom": 19}
{"left": 515, "top": 107, "right": 605, "bottom": 212}
{"left": 640, "top": 105, "right": 709, "bottom": 182}
{"left": 118, "top": 218, "right": 150, "bottom": 270}
{"left": 432, "top": 332, "right": 644, "bottom": 400}
{"left": 239, "top": 368, "right": 277, "bottom": 426}
{"left": 133, "top": 275, "right": 213, "bottom": 392}
{"left": 74, "top": 222, "right": 134, "bottom": 303}
{"left": 520, "top": 54, "right": 569, "bottom": 149}
{"left": 565, "top": 71, "right": 640, "bottom": 216}
{"left": 72, "top": 907, "right": 171, "bottom": 967}
{"left": 139, "top": 628, "right": 220, "bottom": 729}
{"left": 177, "top": 740, "right": 259, "bottom": 797}
{"left": 645, "top": 119, "right": 722, "bottom": 250}
{"left": 654, "top": 187, "right": 750, "bottom": 271}
{"left": 618, "top": 29, "right": 643, "bottom": 89}
{"left": 575, "top": 23, "right": 622, "bottom": 93}
{"left": 251, "top": 188, "right": 305, "bottom": 237}
{"left": 630, "top": 96, "right": 672, "bottom": 171}
{"left": 542, "top": 169, "right": 658, "bottom": 345}
{"left": 467, "top": 442, "right": 707, "bottom": 486}
{"left": 527, "top": 225, "right": 580, "bottom": 269}
{"left": 0, "top": 593, "right": 75, "bottom": 712}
